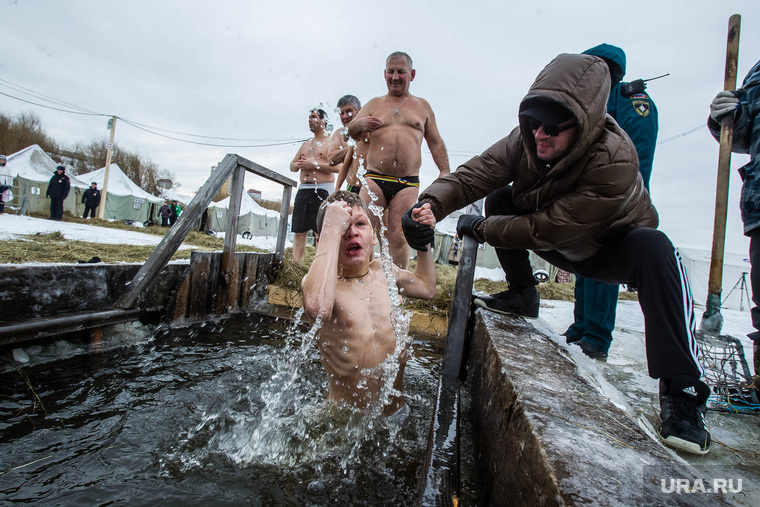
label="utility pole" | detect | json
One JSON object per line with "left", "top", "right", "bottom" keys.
{"left": 98, "top": 116, "right": 117, "bottom": 219}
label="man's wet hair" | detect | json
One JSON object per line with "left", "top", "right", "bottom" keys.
{"left": 337, "top": 95, "right": 361, "bottom": 111}
{"left": 311, "top": 108, "right": 328, "bottom": 121}
{"left": 316, "top": 190, "right": 372, "bottom": 235}
{"left": 386, "top": 51, "right": 413, "bottom": 69}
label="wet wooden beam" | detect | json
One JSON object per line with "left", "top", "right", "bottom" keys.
{"left": 239, "top": 253, "right": 259, "bottom": 308}
{"left": 417, "top": 200, "right": 482, "bottom": 507}
{"left": 0, "top": 308, "right": 141, "bottom": 346}
{"left": 115, "top": 154, "right": 238, "bottom": 309}
{"left": 218, "top": 165, "right": 245, "bottom": 314}
{"left": 277, "top": 185, "right": 292, "bottom": 259}
{"left": 187, "top": 252, "right": 212, "bottom": 319}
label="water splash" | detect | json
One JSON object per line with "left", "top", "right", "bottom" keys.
{"left": 163, "top": 173, "right": 417, "bottom": 474}
{"left": 354, "top": 165, "right": 414, "bottom": 419}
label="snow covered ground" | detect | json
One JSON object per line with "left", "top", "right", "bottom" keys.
{"left": 0, "top": 213, "right": 288, "bottom": 252}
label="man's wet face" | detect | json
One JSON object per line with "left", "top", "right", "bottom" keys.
{"left": 384, "top": 57, "right": 414, "bottom": 95}
{"left": 309, "top": 111, "right": 325, "bottom": 132}
{"left": 339, "top": 105, "right": 359, "bottom": 127}
{"left": 339, "top": 206, "right": 375, "bottom": 265}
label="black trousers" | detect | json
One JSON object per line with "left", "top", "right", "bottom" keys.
{"left": 748, "top": 229, "right": 760, "bottom": 342}
{"left": 484, "top": 185, "right": 702, "bottom": 380}
{"left": 49, "top": 197, "right": 64, "bottom": 220}
{"left": 83, "top": 206, "right": 97, "bottom": 219}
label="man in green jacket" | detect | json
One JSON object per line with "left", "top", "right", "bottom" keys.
{"left": 402, "top": 53, "right": 710, "bottom": 455}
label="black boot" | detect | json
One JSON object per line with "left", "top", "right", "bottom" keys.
{"left": 473, "top": 286, "right": 540, "bottom": 318}
{"left": 658, "top": 375, "right": 711, "bottom": 455}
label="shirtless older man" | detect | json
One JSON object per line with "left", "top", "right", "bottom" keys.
{"left": 348, "top": 51, "right": 450, "bottom": 268}
{"left": 289, "top": 108, "right": 337, "bottom": 263}
{"left": 328, "top": 94, "right": 370, "bottom": 194}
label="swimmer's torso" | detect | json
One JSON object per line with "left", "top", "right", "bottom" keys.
{"left": 365, "top": 96, "right": 427, "bottom": 178}
{"left": 316, "top": 264, "right": 406, "bottom": 414}
{"left": 296, "top": 137, "right": 334, "bottom": 184}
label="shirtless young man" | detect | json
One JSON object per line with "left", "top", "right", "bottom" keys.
{"left": 329, "top": 95, "right": 370, "bottom": 194}
{"left": 301, "top": 191, "right": 436, "bottom": 416}
{"left": 289, "top": 108, "right": 337, "bottom": 263}
{"left": 348, "top": 51, "right": 450, "bottom": 269}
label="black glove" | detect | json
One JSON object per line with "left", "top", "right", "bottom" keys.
{"left": 402, "top": 202, "right": 435, "bottom": 251}
{"left": 457, "top": 214, "right": 486, "bottom": 243}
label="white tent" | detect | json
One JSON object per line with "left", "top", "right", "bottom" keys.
{"left": 677, "top": 247, "right": 752, "bottom": 312}
{"left": 160, "top": 188, "right": 194, "bottom": 205}
{"left": 0, "top": 144, "right": 89, "bottom": 216}
{"left": 206, "top": 191, "right": 279, "bottom": 237}
{"left": 78, "top": 164, "right": 163, "bottom": 223}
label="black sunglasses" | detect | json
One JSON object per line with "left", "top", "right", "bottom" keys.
{"left": 526, "top": 117, "right": 577, "bottom": 136}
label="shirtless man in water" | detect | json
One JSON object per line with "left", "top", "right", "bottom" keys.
{"left": 301, "top": 191, "right": 436, "bottom": 416}
{"left": 329, "top": 94, "right": 370, "bottom": 194}
{"left": 289, "top": 108, "right": 337, "bottom": 263}
{"left": 348, "top": 51, "right": 450, "bottom": 269}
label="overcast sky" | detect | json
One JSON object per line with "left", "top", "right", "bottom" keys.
{"left": 1, "top": 0, "right": 759, "bottom": 255}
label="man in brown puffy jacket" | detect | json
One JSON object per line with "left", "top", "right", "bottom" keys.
{"left": 402, "top": 53, "right": 711, "bottom": 455}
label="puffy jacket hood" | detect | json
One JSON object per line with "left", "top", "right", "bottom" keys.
{"left": 419, "top": 52, "right": 657, "bottom": 262}
{"left": 583, "top": 44, "right": 626, "bottom": 84}
{"left": 518, "top": 53, "right": 611, "bottom": 176}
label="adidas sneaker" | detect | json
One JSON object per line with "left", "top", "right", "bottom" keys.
{"left": 658, "top": 375, "right": 711, "bottom": 455}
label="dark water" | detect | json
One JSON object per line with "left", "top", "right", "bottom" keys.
{"left": 0, "top": 314, "right": 443, "bottom": 506}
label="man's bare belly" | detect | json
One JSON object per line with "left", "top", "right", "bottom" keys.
{"left": 365, "top": 126, "right": 423, "bottom": 178}
{"left": 300, "top": 170, "right": 335, "bottom": 184}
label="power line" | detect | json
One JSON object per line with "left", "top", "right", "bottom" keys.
{"left": 658, "top": 124, "right": 707, "bottom": 145}
{"left": 0, "top": 78, "right": 102, "bottom": 114}
{"left": 118, "top": 116, "right": 309, "bottom": 148}
{"left": 0, "top": 81, "right": 310, "bottom": 147}
{"left": 0, "top": 90, "right": 108, "bottom": 117}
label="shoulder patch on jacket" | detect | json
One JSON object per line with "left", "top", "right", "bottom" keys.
{"left": 632, "top": 99, "right": 651, "bottom": 117}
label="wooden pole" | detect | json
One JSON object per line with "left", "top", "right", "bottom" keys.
{"left": 703, "top": 14, "right": 741, "bottom": 335}
{"left": 217, "top": 165, "right": 245, "bottom": 313}
{"left": 98, "top": 116, "right": 117, "bottom": 219}
{"left": 277, "top": 185, "right": 292, "bottom": 261}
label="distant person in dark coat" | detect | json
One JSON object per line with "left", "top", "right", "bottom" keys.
{"left": 159, "top": 201, "right": 171, "bottom": 227}
{"left": 46, "top": 165, "right": 70, "bottom": 221}
{"left": 81, "top": 181, "right": 101, "bottom": 219}
{"left": 0, "top": 155, "right": 9, "bottom": 214}
{"left": 169, "top": 200, "right": 182, "bottom": 225}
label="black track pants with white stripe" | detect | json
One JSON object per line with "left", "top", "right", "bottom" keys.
{"left": 535, "top": 226, "right": 702, "bottom": 380}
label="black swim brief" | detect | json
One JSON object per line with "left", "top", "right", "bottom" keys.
{"left": 365, "top": 171, "right": 420, "bottom": 202}
{"left": 292, "top": 186, "right": 330, "bottom": 233}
